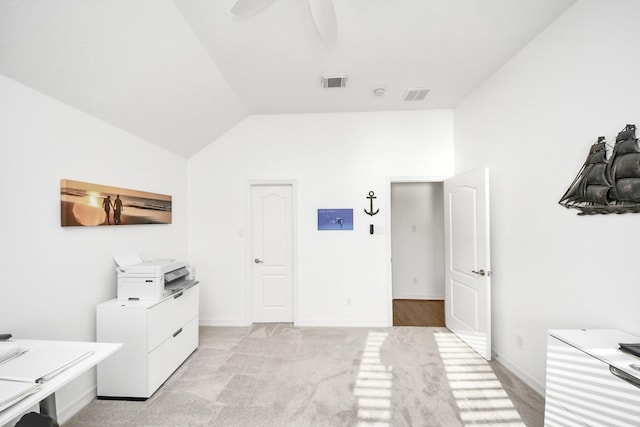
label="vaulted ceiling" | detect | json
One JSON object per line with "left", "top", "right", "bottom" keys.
{"left": 0, "top": 0, "right": 576, "bottom": 158}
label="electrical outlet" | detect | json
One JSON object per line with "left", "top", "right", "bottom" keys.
{"left": 346, "top": 297, "right": 352, "bottom": 307}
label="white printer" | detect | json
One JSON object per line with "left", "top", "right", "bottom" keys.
{"left": 114, "top": 255, "right": 196, "bottom": 301}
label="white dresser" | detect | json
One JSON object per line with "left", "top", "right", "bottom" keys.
{"left": 544, "top": 329, "right": 640, "bottom": 426}
{"left": 96, "top": 283, "right": 199, "bottom": 399}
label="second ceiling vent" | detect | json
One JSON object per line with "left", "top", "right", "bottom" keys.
{"left": 321, "top": 74, "right": 348, "bottom": 88}
{"left": 403, "top": 87, "right": 430, "bottom": 101}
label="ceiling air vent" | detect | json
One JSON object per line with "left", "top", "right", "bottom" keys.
{"left": 321, "top": 74, "right": 348, "bottom": 88}
{"left": 403, "top": 87, "right": 430, "bottom": 101}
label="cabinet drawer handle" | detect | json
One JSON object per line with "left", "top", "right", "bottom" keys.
{"left": 610, "top": 365, "right": 640, "bottom": 389}
{"left": 173, "top": 328, "right": 183, "bottom": 338}
{"left": 173, "top": 291, "right": 183, "bottom": 299}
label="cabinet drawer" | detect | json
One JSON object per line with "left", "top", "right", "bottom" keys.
{"left": 147, "top": 316, "right": 198, "bottom": 394}
{"left": 546, "top": 336, "right": 640, "bottom": 427}
{"left": 148, "top": 285, "right": 198, "bottom": 351}
{"left": 544, "top": 397, "right": 588, "bottom": 427}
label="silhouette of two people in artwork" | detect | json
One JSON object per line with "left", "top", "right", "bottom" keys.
{"left": 102, "top": 194, "right": 123, "bottom": 225}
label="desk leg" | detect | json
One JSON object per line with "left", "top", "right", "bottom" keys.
{"left": 39, "top": 393, "right": 57, "bottom": 421}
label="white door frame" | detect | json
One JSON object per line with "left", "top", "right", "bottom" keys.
{"left": 385, "top": 176, "right": 449, "bottom": 326}
{"left": 245, "top": 180, "right": 298, "bottom": 325}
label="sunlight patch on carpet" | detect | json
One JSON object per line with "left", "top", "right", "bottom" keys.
{"left": 355, "top": 331, "right": 393, "bottom": 426}
{"left": 434, "top": 331, "right": 526, "bottom": 426}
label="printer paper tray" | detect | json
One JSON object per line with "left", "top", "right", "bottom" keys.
{"left": 163, "top": 279, "right": 198, "bottom": 296}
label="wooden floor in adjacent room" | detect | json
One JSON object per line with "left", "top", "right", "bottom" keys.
{"left": 393, "top": 299, "right": 445, "bottom": 327}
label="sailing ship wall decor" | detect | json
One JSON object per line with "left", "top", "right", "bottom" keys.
{"left": 560, "top": 124, "right": 640, "bottom": 215}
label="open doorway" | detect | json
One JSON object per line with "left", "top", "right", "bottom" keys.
{"left": 390, "top": 181, "right": 445, "bottom": 326}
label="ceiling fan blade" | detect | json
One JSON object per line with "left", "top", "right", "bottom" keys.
{"left": 230, "top": 0, "right": 276, "bottom": 16}
{"left": 308, "top": 0, "right": 337, "bottom": 46}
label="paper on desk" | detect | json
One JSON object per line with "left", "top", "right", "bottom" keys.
{"left": 113, "top": 250, "right": 142, "bottom": 268}
{"left": 0, "top": 343, "right": 94, "bottom": 383}
{"left": 0, "top": 343, "right": 28, "bottom": 365}
{"left": 0, "top": 380, "right": 40, "bottom": 412}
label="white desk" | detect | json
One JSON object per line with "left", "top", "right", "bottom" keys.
{"left": 0, "top": 339, "right": 121, "bottom": 426}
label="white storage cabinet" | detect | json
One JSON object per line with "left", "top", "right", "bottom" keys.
{"left": 96, "top": 283, "right": 199, "bottom": 399}
{"left": 544, "top": 329, "right": 640, "bottom": 426}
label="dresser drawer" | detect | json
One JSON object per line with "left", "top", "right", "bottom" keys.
{"left": 147, "top": 316, "right": 198, "bottom": 393}
{"left": 546, "top": 335, "right": 640, "bottom": 427}
{"left": 147, "top": 285, "right": 198, "bottom": 351}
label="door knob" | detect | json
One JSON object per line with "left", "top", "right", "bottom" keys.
{"left": 471, "top": 269, "right": 485, "bottom": 276}
{"left": 254, "top": 258, "right": 263, "bottom": 264}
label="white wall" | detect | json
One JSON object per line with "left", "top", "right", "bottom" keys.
{"left": 454, "top": 0, "right": 640, "bottom": 393}
{"left": 391, "top": 182, "right": 445, "bottom": 299}
{"left": 188, "top": 111, "right": 453, "bottom": 326}
{"left": 0, "top": 75, "right": 188, "bottom": 423}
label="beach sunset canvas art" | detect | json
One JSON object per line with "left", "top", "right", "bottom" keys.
{"left": 61, "top": 179, "right": 172, "bottom": 227}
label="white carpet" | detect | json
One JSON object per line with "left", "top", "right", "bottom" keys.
{"left": 65, "top": 324, "right": 543, "bottom": 426}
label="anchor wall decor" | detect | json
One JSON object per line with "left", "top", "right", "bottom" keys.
{"left": 364, "top": 190, "right": 379, "bottom": 235}
{"left": 364, "top": 191, "right": 379, "bottom": 216}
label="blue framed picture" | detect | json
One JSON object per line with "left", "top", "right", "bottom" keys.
{"left": 317, "top": 208, "right": 353, "bottom": 231}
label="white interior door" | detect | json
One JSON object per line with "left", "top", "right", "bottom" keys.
{"left": 251, "top": 184, "right": 294, "bottom": 323}
{"left": 443, "top": 169, "right": 492, "bottom": 359}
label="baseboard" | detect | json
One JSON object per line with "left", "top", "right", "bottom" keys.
{"left": 57, "top": 385, "right": 96, "bottom": 425}
{"left": 199, "top": 318, "right": 252, "bottom": 327}
{"left": 393, "top": 295, "right": 444, "bottom": 300}
{"left": 493, "top": 352, "right": 545, "bottom": 397}
{"left": 294, "top": 319, "right": 390, "bottom": 327}
{"left": 200, "top": 318, "right": 391, "bottom": 328}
